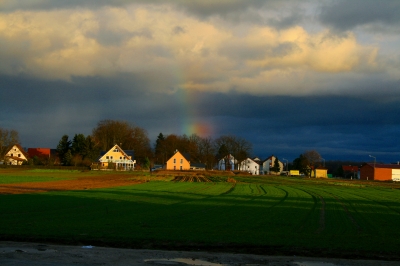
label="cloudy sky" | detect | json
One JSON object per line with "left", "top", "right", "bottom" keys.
{"left": 1, "top": 0, "right": 400, "bottom": 163}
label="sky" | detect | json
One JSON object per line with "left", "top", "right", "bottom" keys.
{"left": 1, "top": 0, "right": 400, "bottom": 163}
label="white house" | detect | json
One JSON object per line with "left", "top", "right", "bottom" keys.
{"left": 239, "top": 158, "right": 260, "bottom": 175}
{"left": 216, "top": 154, "right": 236, "bottom": 171}
{"left": 4, "top": 144, "right": 28, "bottom": 165}
{"left": 262, "top": 155, "right": 284, "bottom": 175}
{"left": 95, "top": 144, "right": 136, "bottom": 171}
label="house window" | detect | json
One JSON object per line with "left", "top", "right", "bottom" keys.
{"left": 10, "top": 154, "right": 13, "bottom": 157}
{"left": 114, "top": 149, "right": 118, "bottom": 152}
{"left": 174, "top": 166, "right": 176, "bottom": 170}
{"left": 180, "top": 166, "right": 182, "bottom": 170}
{"left": 111, "top": 156, "right": 113, "bottom": 159}
{"left": 18, "top": 154, "right": 21, "bottom": 157}
{"left": 106, "top": 156, "right": 109, "bottom": 159}
{"left": 120, "top": 157, "right": 122, "bottom": 159}
{"left": 174, "top": 158, "right": 176, "bottom": 163}
{"left": 180, "top": 159, "right": 183, "bottom": 164}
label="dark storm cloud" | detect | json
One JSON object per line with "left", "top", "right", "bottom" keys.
{"left": 1, "top": 0, "right": 301, "bottom": 28}
{"left": 318, "top": 0, "right": 400, "bottom": 31}
{"left": 0, "top": 0, "right": 132, "bottom": 11}
{"left": 1, "top": 74, "right": 400, "bottom": 162}
{"left": 189, "top": 91, "right": 400, "bottom": 161}
{"left": 267, "top": 8, "right": 305, "bottom": 30}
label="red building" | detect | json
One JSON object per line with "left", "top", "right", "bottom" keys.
{"left": 342, "top": 165, "right": 359, "bottom": 179}
{"left": 27, "top": 148, "right": 51, "bottom": 158}
{"left": 360, "top": 163, "right": 400, "bottom": 181}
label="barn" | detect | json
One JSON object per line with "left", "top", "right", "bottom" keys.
{"left": 359, "top": 163, "right": 400, "bottom": 181}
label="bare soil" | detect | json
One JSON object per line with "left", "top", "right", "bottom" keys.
{"left": 0, "top": 173, "right": 144, "bottom": 194}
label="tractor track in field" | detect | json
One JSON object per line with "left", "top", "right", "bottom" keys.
{"left": 328, "top": 193, "right": 363, "bottom": 233}
{"left": 347, "top": 190, "right": 400, "bottom": 216}
{"left": 295, "top": 188, "right": 323, "bottom": 234}
{"left": 315, "top": 195, "right": 326, "bottom": 234}
{"left": 0, "top": 174, "right": 144, "bottom": 195}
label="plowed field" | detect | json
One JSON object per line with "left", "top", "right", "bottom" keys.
{"left": 0, "top": 173, "right": 143, "bottom": 194}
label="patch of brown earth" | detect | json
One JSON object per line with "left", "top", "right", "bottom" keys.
{"left": 0, "top": 173, "right": 144, "bottom": 195}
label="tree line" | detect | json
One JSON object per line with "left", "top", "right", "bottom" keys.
{"left": 54, "top": 120, "right": 253, "bottom": 169}
{"left": 1, "top": 121, "right": 328, "bottom": 174}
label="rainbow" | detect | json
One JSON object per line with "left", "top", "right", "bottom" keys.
{"left": 178, "top": 86, "right": 214, "bottom": 137}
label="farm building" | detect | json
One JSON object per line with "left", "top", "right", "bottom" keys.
{"left": 261, "top": 155, "right": 284, "bottom": 175}
{"left": 313, "top": 167, "right": 328, "bottom": 178}
{"left": 342, "top": 165, "right": 359, "bottom": 179}
{"left": 3, "top": 144, "right": 28, "bottom": 165}
{"left": 166, "top": 150, "right": 191, "bottom": 170}
{"left": 238, "top": 158, "right": 260, "bottom": 175}
{"left": 94, "top": 144, "right": 136, "bottom": 171}
{"left": 216, "top": 154, "right": 236, "bottom": 171}
{"left": 27, "top": 148, "right": 51, "bottom": 158}
{"left": 360, "top": 163, "right": 400, "bottom": 181}
{"left": 190, "top": 163, "right": 206, "bottom": 170}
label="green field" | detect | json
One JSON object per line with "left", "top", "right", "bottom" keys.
{"left": 1, "top": 169, "right": 400, "bottom": 259}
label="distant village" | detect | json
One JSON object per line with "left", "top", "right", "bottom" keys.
{"left": 1, "top": 121, "right": 400, "bottom": 182}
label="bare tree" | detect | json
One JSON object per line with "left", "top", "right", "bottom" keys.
{"left": 303, "top": 150, "right": 322, "bottom": 177}
{"left": 214, "top": 135, "right": 252, "bottom": 170}
{"left": 198, "top": 136, "right": 216, "bottom": 170}
{"left": 0, "top": 127, "right": 20, "bottom": 160}
{"left": 92, "top": 120, "right": 152, "bottom": 165}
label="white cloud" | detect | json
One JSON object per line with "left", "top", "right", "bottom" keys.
{"left": 0, "top": 3, "right": 396, "bottom": 96}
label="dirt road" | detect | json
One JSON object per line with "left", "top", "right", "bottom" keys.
{"left": 1, "top": 241, "right": 398, "bottom": 266}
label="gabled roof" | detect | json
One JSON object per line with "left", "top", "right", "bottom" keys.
{"left": 217, "top": 154, "right": 235, "bottom": 161}
{"left": 361, "top": 163, "right": 400, "bottom": 169}
{"left": 125, "top": 150, "right": 134, "bottom": 157}
{"left": 6, "top": 144, "right": 29, "bottom": 158}
{"left": 264, "top": 155, "right": 281, "bottom": 162}
{"left": 181, "top": 152, "right": 191, "bottom": 162}
{"left": 166, "top": 150, "right": 190, "bottom": 163}
{"left": 98, "top": 144, "right": 134, "bottom": 162}
{"left": 28, "top": 148, "right": 51, "bottom": 158}
{"left": 342, "top": 165, "right": 359, "bottom": 171}
{"left": 241, "top": 157, "right": 261, "bottom": 165}
{"left": 191, "top": 163, "right": 206, "bottom": 168}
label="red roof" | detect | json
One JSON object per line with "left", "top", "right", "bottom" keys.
{"left": 361, "top": 163, "right": 400, "bottom": 169}
{"left": 28, "top": 148, "right": 51, "bottom": 158}
{"left": 342, "top": 165, "right": 359, "bottom": 172}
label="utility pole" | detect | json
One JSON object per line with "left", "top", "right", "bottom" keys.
{"left": 282, "top": 158, "right": 288, "bottom": 172}
{"left": 369, "top": 155, "right": 376, "bottom": 167}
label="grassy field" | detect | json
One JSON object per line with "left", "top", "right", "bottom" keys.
{"left": 1, "top": 169, "right": 400, "bottom": 259}
{"left": 0, "top": 169, "right": 79, "bottom": 184}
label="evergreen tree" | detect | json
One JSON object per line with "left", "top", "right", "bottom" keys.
{"left": 270, "top": 157, "right": 281, "bottom": 174}
{"left": 143, "top": 157, "right": 150, "bottom": 170}
{"left": 83, "top": 135, "right": 100, "bottom": 162}
{"left": 63, "top": 149, "right": 73, "bottom": 166}
{"left": 56, "top": 135, "right": 71, "bottom": 165}
{"left": 71, "top": 134, "right": 86, "bottom": 156}
{"left": 154, "top": 133, "right": 166, "bottom": 164}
